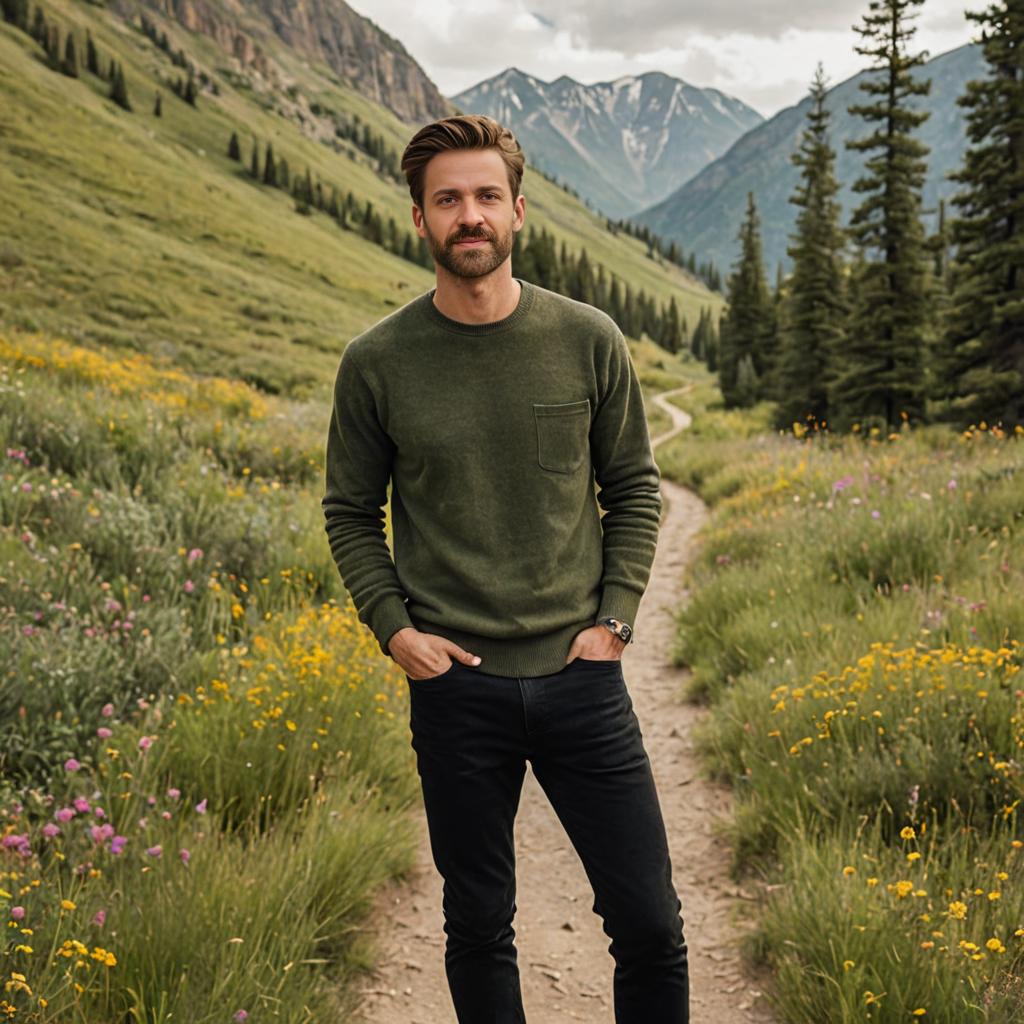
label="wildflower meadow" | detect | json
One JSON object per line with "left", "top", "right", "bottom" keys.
{"left": 0, "top": 331, "right": 419, "bottom": 1021}
{"left": 659, "top": 395, "right": 1024, "bottom": 1022}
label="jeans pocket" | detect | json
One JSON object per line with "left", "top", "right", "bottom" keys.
{"left": 406, "top": 660, "right": 458, "bottom": 686}
{"left": 567, "top": 657, "right": 624, "bottom": 680}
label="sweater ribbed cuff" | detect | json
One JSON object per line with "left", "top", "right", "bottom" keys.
{"left": 368, "top": 594, "right": 415, "bottom": 658}
{"left": 596, "top": 582, "right": 643, "bottom": 639}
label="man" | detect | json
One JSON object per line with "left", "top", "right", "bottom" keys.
{"left": 322, "top": 113, "right": 689, "bottom": 1023}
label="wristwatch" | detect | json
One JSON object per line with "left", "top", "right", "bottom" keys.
{"left": 598, "top": 616, "right": 633, "bottom": 644}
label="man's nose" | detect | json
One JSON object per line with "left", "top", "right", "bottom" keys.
{"left": 458, "top": 198, "right": 485, "bottom": 225}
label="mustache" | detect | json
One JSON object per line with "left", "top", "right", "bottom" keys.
{"left": 448, "top": 229, "right": 494, "bottom": 244}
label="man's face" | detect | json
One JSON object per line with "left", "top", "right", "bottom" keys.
{"left": 412, "top": 148, "right": 526, "bottom": 279}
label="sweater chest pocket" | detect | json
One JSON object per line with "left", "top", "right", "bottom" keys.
{"left": 533, "top": 399, "right": 591, "bottom": 474}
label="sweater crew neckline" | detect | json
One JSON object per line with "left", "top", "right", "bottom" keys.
{"left": 423, "top": 278, "right": 535, "bottom": 335}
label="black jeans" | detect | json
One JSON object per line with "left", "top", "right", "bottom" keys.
{"left": 405, "top": 655, "right": 689, "bottom": 1023}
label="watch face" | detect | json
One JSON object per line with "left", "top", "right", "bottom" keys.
{"left": 620, "top": 623, "right": 632, "bottom": 643}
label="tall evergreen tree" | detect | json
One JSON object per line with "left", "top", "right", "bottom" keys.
{"left": 153, "top": 90, "right": 162, "bottom": 117}
{"left": 661, "top": 297, "right": 683, "bottom": 354}
{"left": 774, "top": 63, "right": 849, "bottom": 432}
{"left": 85, "top": 30, "right": 99, "bottom": 75}
{"left": 576, "top": 248, "right": 596, "bottom": 306}
{"left": 227, "top": 130, "right": 241, "bottom": 161}
{"left": 62, "top": 31, "right": 78, "bottom": 78}
{"left": 718, "top": 191, "right": 773, "bottom": 407}
{"left": 45, "top": 24, "right": 59, "bottom": 69}
{"left": 262, "top": 141, "right": 277, "bottom": 187}
{"left": 938, "top": 0, "right": 1024, "bottom": 430}
{"left": 30, "top": 6, "right": 46, "bottom": 46}
{"left": 250, "top": 139, "right": 260, "bottom": 179}
{"left": 110, "top": 61, "right": 131, "bottom": 111}
{"left": 691, "top": 308, "right": 709, "bottom": 362}
{"left": 833, "top": 0, "right": 932, "bottom": 432}
{"left": 1, "top": 0, "right": 28, "bottom": 29}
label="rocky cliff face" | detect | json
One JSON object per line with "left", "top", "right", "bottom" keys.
{"left": 251, "top": 0, "right": 451, "bottom": 123}
{"left": 128, "top": 0, "right": 451, "bottom": 124}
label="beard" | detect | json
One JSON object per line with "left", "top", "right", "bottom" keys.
{"left": 423, "top": 220, "right": 514, "bottom": 279}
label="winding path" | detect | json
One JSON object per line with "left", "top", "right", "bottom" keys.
{"left": 353, "top": 384, "right": 776, "bottom": 1023}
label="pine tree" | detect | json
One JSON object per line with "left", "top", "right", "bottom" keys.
{"left": 608, "top": 276, "right": 624, "bottom": 329}
{"left": 184, "top": 70, "right": 197, "bottom": 106}
{"left": 662, "top": 297, "right": 683, "bottom": 354}
{"left": 833, "top": 0, "right": 932, "bottom": 432}
{"left": 153, "top": 91, "right": 162, "bottom": 116}
{"left": 576, "top": 248, "right": 596, "bottom": 306}
{"left": 262, "top": 142, "right": 277, "bottom": 187}
{"left": 774, "top": 63, "right": 849, "bottom": 433}
{"left": 938, "top": 0, "right": 1024, "bottom": 430}
{"left": 227, "top": 131, "right": 241, "bottom": 161}
{"left": 278, "top": 157, "right": 290, "bottom": 191}
{"left": 62, "top": 31, "right": 78, "bottom": 78}
{"left": 718, "top": 192, "right": 773, "bottom": 407}
{"left": 250, "top": 140, "right": 260, "bottom": 179}
{"left": 45, "top": 24, "right": 59, "bottom": 69}
{"left": 30, "top": 6, "right": 46, "bottom": 46}
{"left": 110, "top": 62, "right": 131, "bottom": 111}
{"left": 1, "top": 0, "right": 27, "bottom": 28}
{"left": 85, "top": 30, "right": 98, "bottom": 75}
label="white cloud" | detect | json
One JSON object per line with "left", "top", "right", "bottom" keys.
{"left": 348, "top": 0, "right": 980, "bottom": 117}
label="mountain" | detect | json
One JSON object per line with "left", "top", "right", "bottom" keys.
{"left": 124, "top": 0, "right": 453, "bottom": 124}
{"left": 452, "top": 68, "right": 763, "bottom": 219}
{"left": 0, "top": 0, "right": 720, "bottom": 396}
{"left": 634, "top": 43, "right": 988, "bottom": 277}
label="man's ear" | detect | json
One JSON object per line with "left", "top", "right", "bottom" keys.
{"left": 514, "top": 193, "right": 526, "bottom": 231}
{"left": 411, "top": 203, "right": 426, "bottom": 238}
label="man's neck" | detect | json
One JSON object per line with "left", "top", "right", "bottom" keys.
{"left": 431, "top": 270, "right": 522, "bottom": 325}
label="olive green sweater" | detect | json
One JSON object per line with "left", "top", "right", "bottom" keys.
{"left": 321, "top": 278, "right": 662, "bottom": 678}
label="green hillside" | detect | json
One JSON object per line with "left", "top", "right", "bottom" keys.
{"left": 0, "top": 0, "right": 721, "bottom": 397}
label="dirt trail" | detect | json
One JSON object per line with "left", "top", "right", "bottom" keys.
{"left": 354, "top": 384, "right": 776, "bottom": 1023}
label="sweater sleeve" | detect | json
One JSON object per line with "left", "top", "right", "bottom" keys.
{"left": 590, "top": 326, "right": 663, "bottom": 635}
{"left": 321, "top": 345, "right": 414, "bottom": 657}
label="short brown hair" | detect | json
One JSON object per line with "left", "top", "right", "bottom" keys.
{"left": 401, "top": 114, "right": 525, "bottom": 209}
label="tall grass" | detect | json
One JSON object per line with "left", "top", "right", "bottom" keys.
{"left": 657, "top": 408, "right": 1024, "bottom": 1021}
{"left": 1, "top": 330, "right": 417, "bottom": 1021}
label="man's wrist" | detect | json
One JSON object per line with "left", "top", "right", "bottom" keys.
{"left": 597, "top": 616, "right": 633, "bottom": 644}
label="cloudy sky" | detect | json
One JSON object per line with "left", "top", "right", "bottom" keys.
{"left": 348, "top": 0, "right": 980, "bottom": 117}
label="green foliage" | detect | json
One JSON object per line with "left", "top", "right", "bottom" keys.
{"left": 938, "top": 0, "right": 1024, "bottom": 432}
{"left": 775, "top": 63, "right": 849, "bottom": 433}
{"left": 61, "top": 31, "right": 78, "bottom": 79}
{"left": 0, "top": 330, "right": 420, "bottom": 1020}
{"left": 656, "top": 403, "right": 1024, "bottom": 1021}
{"left": 718, "top": 192, "right": 775, "bottom": 407}
{"left": 0, "top": 333, "right": 336, "bottom": 789}
{"left": 835, "top": 0, "right": 932, "bottom": 432}
{"left": 110, "top": 60, "right": 131, "bottom": 111}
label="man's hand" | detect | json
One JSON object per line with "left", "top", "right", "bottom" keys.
{"left": 388, "top": 627, "right": 482, "bottom": 680}
{"left": 565, "top": 624, "right": 626, "bottom": 665}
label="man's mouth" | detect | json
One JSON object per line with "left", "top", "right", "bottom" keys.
{"left": 453, "top": 236, "right": 491, "bottom": 247}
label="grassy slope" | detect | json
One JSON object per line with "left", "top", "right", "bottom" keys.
{"left": 0, "top": 1, "right": 722, "bottom": 398}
